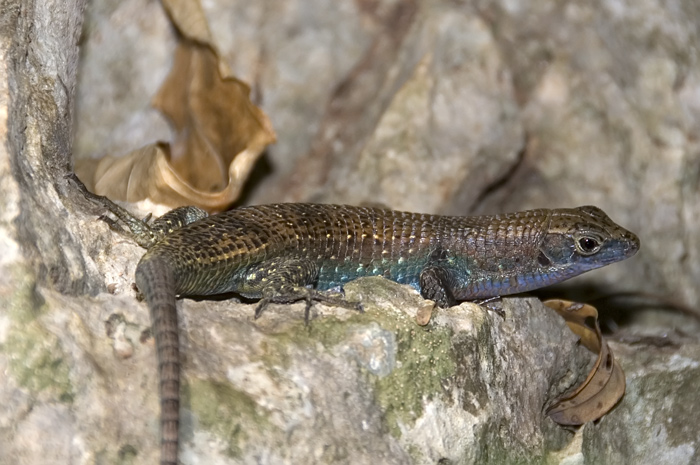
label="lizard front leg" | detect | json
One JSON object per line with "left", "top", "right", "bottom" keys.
{"left": 419, "top": 262, "right": 505, "bottom": 315}
{"left": 418, "top": 247, "right": 460, "bottom": 308}
{"left": 419, "top": 265, "right": 458, "bottom": 309}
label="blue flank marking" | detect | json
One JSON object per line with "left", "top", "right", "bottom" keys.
{"left": 315, "top": 256, "right": 587, "bottom": 300}
{"left": 316, "top": 258, "right": 425, "bottom": 292}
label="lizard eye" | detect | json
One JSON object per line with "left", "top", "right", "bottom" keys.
{"left": 577, "top": 237, "right": 600, "bottom": 254}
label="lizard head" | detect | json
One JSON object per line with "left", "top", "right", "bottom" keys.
{"left": 538, "top": 205, "right": 640, "bottom": 276}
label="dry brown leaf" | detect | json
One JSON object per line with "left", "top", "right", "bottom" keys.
{"left": 415, "top": 301, "right": 436, "bottom": 326}
{"left": 161, "top": 0, "right": 213, "bottom": 44}
{"left": 76, "top": 0, "right": 275, "bottom": 211}
{"left": 543, "top": 299, "right": 626, "bottom": 426}
{"left": 152, "top": 42, "right": 275, "bottom": 195}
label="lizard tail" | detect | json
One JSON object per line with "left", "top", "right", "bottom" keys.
{"left": 135, "top": 256, "right": 180, "bottom": 465}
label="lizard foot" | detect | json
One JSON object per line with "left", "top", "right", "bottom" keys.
{"left": 255, "top": 287, "right": 363, "bottom": 324}
{"left": 473, "top": 296, "right": 505, "bottom": 319}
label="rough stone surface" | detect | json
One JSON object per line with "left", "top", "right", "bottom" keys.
{"left": 2, "top": 0, "right": 700, "bottom": 463}
{"left": 582, "top": 340, "right": 700, "bottom": 465}
{"left": 4, "top": 0, "right": 102, "bottom": 296}
{"left": 0, "top": 270, "right": 592, "bottom": 464}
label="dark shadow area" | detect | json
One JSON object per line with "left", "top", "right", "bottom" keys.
{"left": 231, "top": 151, "right": 274, "bottom": 209}
{"left": 187, "top": 292, "right": 246, "bottom": 304}
{"left": 531, "top": 282, "right": 699, "bottom": 334}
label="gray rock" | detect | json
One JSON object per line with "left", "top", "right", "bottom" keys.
{"left": 0, "top": 271, "right": 593, "bottom": 464}
{"left": 583, "top": 340, "right": 700, "bottom": 465}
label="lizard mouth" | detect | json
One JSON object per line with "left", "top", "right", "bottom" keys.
{"left": 622, "top": 232, "right": 641, "bottom": 258}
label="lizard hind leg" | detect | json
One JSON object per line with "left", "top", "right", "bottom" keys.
{"left": 149, "top": 206, "right": 209, "bottom": 238}
{"left": 248, "top": 259, "right": 362, "bottom": 324}
{"left": 67, "top": 173, "right": 208, "bottom": 248}
{"left": 255, "top": 285, "right": 364, "bottom": 324}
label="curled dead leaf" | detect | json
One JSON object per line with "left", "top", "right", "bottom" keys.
{"left": 86, "top": 143, "right": 265, "bottom": 208}
{"left": 76, "top": 0, "right": 275, "bottom": 211}
{"left": 161, "top": 0, "right": 213, "bottom": 44}
{"left": 543, "top": 299, "right": 626, "bottom": 426}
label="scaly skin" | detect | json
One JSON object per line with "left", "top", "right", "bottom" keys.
{"left": 70, "top": 177, "right": 639, "bottom": 465}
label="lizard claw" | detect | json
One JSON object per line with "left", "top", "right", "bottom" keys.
{"left": 254, "top": 299, "right": 270, "bottom": 319}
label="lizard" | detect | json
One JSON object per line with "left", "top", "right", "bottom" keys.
{"left": 69, "top": 174, "right": 640, "bottom": 465}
